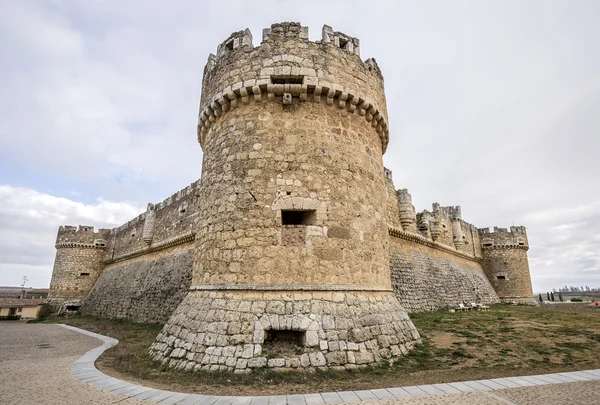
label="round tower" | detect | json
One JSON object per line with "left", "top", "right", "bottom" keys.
{"left": 48, "top": 225, "right": 109, "bottom": 312}
{"left": 479, "top": 226, "right": 536, "bottom": 304}
{"left": 149, "top": 22, "right": 420, "bottom": 372}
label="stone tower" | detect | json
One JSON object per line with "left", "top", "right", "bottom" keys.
{"left": 149, "top": 22, "right": 421, "bottom": 372}
{"left": 48, "top": 225, "right": 110, "bottom": 311}
{"left": 479, "top": 226, "right": 536, "bottom": 304}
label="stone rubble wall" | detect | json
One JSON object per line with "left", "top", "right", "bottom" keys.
{"left": 81, "top": 246, "right": 193, "bottom": 323}
{"left": 390, "top": 236, "right": 499, "bottom": 312}
{"left": 149, "top": 290, "right": 420, "bottom": 373}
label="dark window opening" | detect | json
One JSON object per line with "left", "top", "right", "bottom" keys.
{"left": 263, "top": 330, "right": 306, "bottom": 357}
{"left": 281, "top": 210, "right": 316, "bottom": 226}
{"left": 65, "top": 305, "right": 80, "bottom": 311}
{"left": 225, "top": 40, "right": 234, "bottom": 51}
{"left": 518, "top": 241, "right": 525, "bottom": 246}
{"left": 131, "top": 233, "right": 136, "bottom": 238}
{"left": 80, "top": 272, "right": 90, "bottom": 277}
{"left": 483, "top": 242, "right": 493, "bottom": 247}
{"left": 497, "top": 276, "right": 506, "bottom": 280}
{"left": 180, "top": 208, "right": 186, "bottom": 214}
{"left": 271, "top": 75, "right": 304, "bottom": 85}
{"left": 339, "top": 37, "right": 349, "bottom": 49}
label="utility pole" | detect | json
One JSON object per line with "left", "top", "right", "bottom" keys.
{"left": 20, "top": 276, "right": 28, "bottom": 299}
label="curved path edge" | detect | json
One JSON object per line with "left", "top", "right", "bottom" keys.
{"left": 60, "top": 323, "right": 600, "bottom": 405}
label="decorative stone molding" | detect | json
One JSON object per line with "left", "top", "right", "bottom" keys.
{"left": 106, "top": 231, "right": 195, "bottom": 264}
{"left": 189, "top": 284, "right": 392, "bottom": 292}
{"left": 197, "top": 77, "right": 390, "bottom": 152}
{"left": 388, "top": 225, "right": 478, "bottom": 262}
{"left": 482, "top": 244, "right": 529, "bottom": 251}
{"left": 55, "top": 242, "right": 105, "bottom": 249}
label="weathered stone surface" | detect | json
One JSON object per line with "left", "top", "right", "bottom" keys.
{"left": 47, "top": 20, "right": 535, "bottom": 374}
{"left": 81, "top": 248, "right": 193, "bottom": 323}
{"left": 149, "top": 290, "right": 420, "bottom": 371}
{"left": 390, "top": 236, "right": 500, "bottom": 312}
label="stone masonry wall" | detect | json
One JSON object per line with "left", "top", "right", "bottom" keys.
{"left": 153, "top": 22, "right": 421, "bottom": 372}
{"left": 390, "top": 236, "right": 499, "bottom": 312}
{"left": 82, "top": 245, "right": 193, "bottom": 323}
{"left": 149, "top": 290, "right": 420, "bottom": 373}
{"left": 48, "top": 225, "right": 110, "bottom": 303}
{"left": 103, "top": 180, "right": 200, "bottom": 263}
{"left": 479, "top": 226, "right": 535, "bottom": 304}
{"left": 49, "top": 247, "right": 106, "bottom": 300}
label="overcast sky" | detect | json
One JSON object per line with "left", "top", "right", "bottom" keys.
{"left": 1, "top": 0, "right": 598, "bottom": 292}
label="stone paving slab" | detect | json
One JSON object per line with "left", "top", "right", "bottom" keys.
{"left": 58, "top": 324, "right": 600, "bottom": 405}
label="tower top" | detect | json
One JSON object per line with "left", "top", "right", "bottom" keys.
{"left": 198, "top": 22, "right": 390, "bottom": 153}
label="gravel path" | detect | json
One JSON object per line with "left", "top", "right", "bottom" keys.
{"left": 1, "top": 322, "right": 599, "bottom": 405}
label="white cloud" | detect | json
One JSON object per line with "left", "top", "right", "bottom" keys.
{"left": 0, "top": 185, "right": 142, "bottom": 287}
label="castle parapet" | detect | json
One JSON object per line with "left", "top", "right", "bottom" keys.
{"left": 49, "top": 225, "right": 111, "bottom": 308}
{"left": 55, "top": 225, "right": 110, "bottom": 248}
{"left": 479, "top": 226, "right": 528, "bottom": 249}
{"left": 478, "top": 225, "right": 534, "bottom": 304}
{"left": 198, "top": 23, "right": 390, "bottom": 153}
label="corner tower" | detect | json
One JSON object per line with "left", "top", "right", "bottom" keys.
{"left": 48, "top": 225, "right": 109, "bottom": 311}
{"left": 150, "top": 22, "right": 420, "bottom": 372}
{"left": 479, "top": 226, "right": 536, "bottom": 304}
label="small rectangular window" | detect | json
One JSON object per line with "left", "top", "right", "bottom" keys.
{"left": 80, "top": 272, "right": 90, "bottom": 277}
{"left": 497, "top": 276, "right": 506, "bottom": 280}
{"left": 271, "top": 75, "right": 304, "bottom": 85}
{"left": 281, "top": 210, "right": 316, "bottom": 226}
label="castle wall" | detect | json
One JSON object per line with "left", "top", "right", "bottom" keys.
{"left": 48, "top": 226, "right": 110, "bottom": 307}
{"left": 479, "top": 226, "right": 535, "bottom": 304}
{"left": 150, "top": 22, "right": 421, "bottom": 373}
{"left": 389, "top": 232, "right": 499, "bottom": 312}
{"left": 49, "top": 246, "right": 106, "bottom": 299}
{"left": 194, "top": 101, "right": 390, "bottom": 288}
{"left": 50, "top": 181, "right": 201, "bottom": 318}
{"left": 81, "top": 245, "right": 193, "bottom": 323}
{"left": 104, "top": 181, "right": 200, "bottom": 262}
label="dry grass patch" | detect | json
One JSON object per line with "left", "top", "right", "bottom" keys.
{"left": 46, "top": 304, "right": 600, "bottom": 395}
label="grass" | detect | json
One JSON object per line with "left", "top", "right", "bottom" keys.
{"left": 44, "top": 304, "right": 600, "bottom": 395}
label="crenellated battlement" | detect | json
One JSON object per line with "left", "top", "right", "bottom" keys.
{"left": 432, "top": 203, "right": 462, "bottom": 220}
{"left": 112, "top": 179, "right": 201, "bottom": 233}
{"left": 479, "top": 226, "right": 528, "bottom": 249}
{"left": 262, "top": 22, "right": 309, "bottom": 42}
{"left": 56, "top": 225, "right": 110, "bottom": 246}
{"left": 198, "top": 22, "right": 390, "bottom": 153}
{"left": 320, "top": 25, "right": 360, "bottom": 56}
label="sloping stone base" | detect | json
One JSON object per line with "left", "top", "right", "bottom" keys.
{"left": 149, "top": 289, "right": 421, "bottom": 372}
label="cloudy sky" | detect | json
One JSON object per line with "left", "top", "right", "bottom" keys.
{"left": 0, "top": 0, "right": 598, "bottom": 292}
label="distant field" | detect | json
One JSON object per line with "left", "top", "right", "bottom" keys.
{"left": 45, "top": 304, "right": 600, "bottom": 396}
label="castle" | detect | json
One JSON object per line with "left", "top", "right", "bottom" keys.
{"left": 48, "top": 22, "right": 535, "bottom": 372}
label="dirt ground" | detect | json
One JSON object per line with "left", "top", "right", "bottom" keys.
{"left": 47, "top": 303, "right": 600, "bottom": 396}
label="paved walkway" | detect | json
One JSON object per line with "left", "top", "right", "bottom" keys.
{"left": 1, "top": 323, "right": 599, "bottom": 404}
